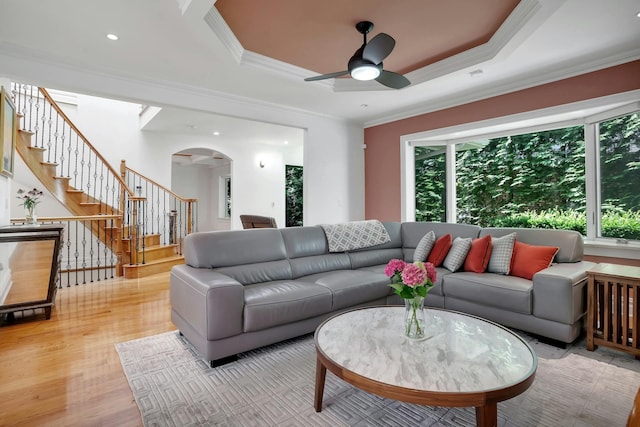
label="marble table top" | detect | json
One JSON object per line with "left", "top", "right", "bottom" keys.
{"left": 315, "top": 306, "right": 537, "bottom": 393}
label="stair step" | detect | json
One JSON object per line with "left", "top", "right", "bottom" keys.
{"left": 134, "top": 244, "right": 179, "bottom": 261}
{"left": 122, "top": 255, "right": 184, "bottom": 279}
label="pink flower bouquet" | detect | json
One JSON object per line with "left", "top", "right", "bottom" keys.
{"left": 384, "top": 258, "right": 436, "bottom": 299}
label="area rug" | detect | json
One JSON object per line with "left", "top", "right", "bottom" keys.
{"left": 115, "top": 331, "right": 640, "bottom": 426}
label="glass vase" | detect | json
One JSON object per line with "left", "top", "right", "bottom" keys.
{"left": 25, "top": 205, "right": 38, "bottom": 225}
{"left": 404, "top": 296, "right": 426, "bottom": 339}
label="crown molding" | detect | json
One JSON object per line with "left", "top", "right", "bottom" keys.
{"left": 363, "top": 47, "right": 640, "bottom": 128}
{"left": 0, "top": 41, "right": 345, "bottom": 125}
{"left": 204, "top": 6, "right": 243, "bottom": 63}
{"left": 205, "top": 0, "right": 553, "bottom": 93}
{"left": 204, "top": 5, "right": 335, "bottom": 90}
{"left": 240, "top": 51, "right": 334, "bottom": 90}
{"left": 335, "top": 0, "right": 550, "bottom": 92}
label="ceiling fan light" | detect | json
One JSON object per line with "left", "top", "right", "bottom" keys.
{"left": 351, "top": 64, "right": 381, "bottom": 81}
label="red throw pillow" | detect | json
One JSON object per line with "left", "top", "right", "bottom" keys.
{"left": 464, "top": 235, "right": 493, "bottom": 273}
{"left": 509, "top": 241, "right": 559, "bottom": 280}
{"left": 427, "top": 234, "right": 452, "bottom": 267}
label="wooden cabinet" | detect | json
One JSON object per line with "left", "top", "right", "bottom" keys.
{"left": 0, "top": 224, "right": 64, "bottom": 322}
{"left": 586, "top": 263, "right": 640, "bottom": 357}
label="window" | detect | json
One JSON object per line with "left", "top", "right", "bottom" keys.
{"left": 285, "top": 165, "right": 303, "bottom": 227}
{"left": 407, "top": 97, "right": 640, "bottom": 243}
{"left": 597, "top": 112, "right": 640, "bottom": 240}
{"left": 415, "top": 145, "right": 446, "bottom": 222}
{"left": 454, "top": 126, "right": 585, "bottom": 228}
{"left": 219, "top": 176, "right": 231, "bottom": 218}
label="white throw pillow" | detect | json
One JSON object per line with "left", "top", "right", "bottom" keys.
{"left": 413, "top": 230, "right": 436, "bottom": 262}
{"left": 487, "top": 232, "right": 517, "bottom": 275}
{"left": 443, "top": 237, "right": 472, "bottom": 272}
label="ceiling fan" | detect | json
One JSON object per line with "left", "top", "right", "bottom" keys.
{"left": 304, "top": 21, "right": 411, "bottom": 89}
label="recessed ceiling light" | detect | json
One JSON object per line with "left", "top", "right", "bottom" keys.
{"left": 106, "top": 33, "right": 119, "bottom": 41}
{"left": 213, "top": 131, "right": 220, "bottom": 136}
{"left": 636, "top": 11, "right": 640, "bottom": 18}
{"left": 360, "top": 104, "right": 368, "bottom": 108}
{"left": 284, "top": 140, "right": 288, "bottom": 145}
{"left": 469, "top": 69, "right": 484, "bottom": 78}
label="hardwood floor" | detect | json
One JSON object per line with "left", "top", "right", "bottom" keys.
{"left": 0, "top": 272, "right": 175, "bottom": 426}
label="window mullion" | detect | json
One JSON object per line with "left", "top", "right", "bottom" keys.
{"left": 584, "top": 123, "right": 598, "bottom": 240}
{"left": 445, "top": 144, "right": 456, "bottom": 223}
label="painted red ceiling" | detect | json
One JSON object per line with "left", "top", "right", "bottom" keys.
{"left": 215, "top": 0, "right": 520, "bottom": 76}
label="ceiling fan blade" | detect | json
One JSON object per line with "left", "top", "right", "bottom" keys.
{"left": 376, "top": 70, "right": 411, "bottom": 89}
{"left": 304, "top": 71, "right": 349, "bottom": 82}
{"left": 362, "top": 33, "right": 395, "bottom": 64}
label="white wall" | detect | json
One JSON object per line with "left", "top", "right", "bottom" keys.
{"left": 0, "top": 60, "right": 365, "bottom": 228}
{"left": 54, "top": 94, "right": 315, "bottom": 229}
{"left": 0, "top": 77, "right": 12, "bottom": 226}
{"left": 52, "top": 92, "right": 363, "bottom": 229}
{"left": 171, "top": 161, "right": 233, "bottom": 231}
{"left": 208, "top": 164, "right": 231, "bottom": 231}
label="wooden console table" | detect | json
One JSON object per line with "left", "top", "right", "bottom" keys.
{"left": 0, "top": 224, "right": 64, "bottom": 322}
{"left": 586, "top": 263, "right": 640, "bottom": 357}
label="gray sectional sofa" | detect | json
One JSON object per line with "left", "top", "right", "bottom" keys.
{"left": 170, "top": 222, "right": 594, "bottom": 366}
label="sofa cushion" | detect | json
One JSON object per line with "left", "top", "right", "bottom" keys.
{"left": 280, "top": 226, "right": 328, "bottom": 258}
{"left": 443, "top": 272, "right": 533, "bottom": 315}
{"left": 413, "top": 230, "right": 436, "bottom": 262}
{"left": 348, "top": 248, "right": 404, "bottom": 270}
{"left": 443, "top": 237, "right": 472, "bottom": 272}
{"left": 184, "top": 229, "right": 287, "bottom": 268}
{"left": 463, "top": 235, "right": 493, "bottom": 273}
{"left": 298, "top": 270, "right": 391, "bottom": 310}
{"left": 215, "top": 260, "right": 292, "bottom": 285}
{"left": 479, "top": 227, "right": 583, "bottom": 263}
{"left": 243, "top": 280, "right": 332, "bottom": 332}
{"left": 288, "top": 253, "right": 352, "bottom": 279}
{"left": 428, "top": 234, "right": 452, "bottom": 266}
{"left": 487, "top": 232, "right": 517, "bottom": 275}
{"left": 510, "top": 241, "right": 559, "bottom": 280}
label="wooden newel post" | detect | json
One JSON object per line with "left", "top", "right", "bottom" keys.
{"left": 115, "top": 160, "right": 128, "bottom": 276}
{"left": 187, "top": 201, "right": 193, "bottom": 235}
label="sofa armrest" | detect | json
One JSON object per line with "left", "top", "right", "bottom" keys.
{"left": 170, "top": 265, "right": 244, "bottom": 340}
{"left": 532, "top": 261, "right": 596, "bottom": 324}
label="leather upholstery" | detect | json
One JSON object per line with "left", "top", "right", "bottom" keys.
{"left": 171, "top": 221, "right": 595, "bottom": 365}
{"left": 479, "top": 227, "right": 584, "bottom": 263}
{"left": 184, "top": 228, "right": 286, "bottom": 268}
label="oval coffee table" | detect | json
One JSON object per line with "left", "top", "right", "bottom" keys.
{"left": 314, "top": 306, "right": 537, "bottom": 427}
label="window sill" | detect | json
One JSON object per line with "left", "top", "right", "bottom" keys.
{"left": 584, "top": 239, "right": 640, "bottom": 260}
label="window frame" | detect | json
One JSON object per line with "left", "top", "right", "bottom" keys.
{"left": 401, "top": 91, "right": 640, "bottom": 253}
{"left": 218, "top": 175, "right": 231, "bottom": 219}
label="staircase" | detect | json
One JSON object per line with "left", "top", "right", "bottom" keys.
{"left": 12, "top": 84, "right": 195, "bottom": 279}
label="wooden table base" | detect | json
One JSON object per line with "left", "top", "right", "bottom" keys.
{"left": 314, "top": 355, "right": 500, "bottom": 427}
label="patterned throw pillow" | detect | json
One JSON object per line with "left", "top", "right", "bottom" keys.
{"left": 413, "top": 230, "right": 436, "bottom": 262}
{"left": 487, "top": 232, "right": 517, "bottom": 275}
{"left": 443, "top": 237, "right": 473, "bottom": 272}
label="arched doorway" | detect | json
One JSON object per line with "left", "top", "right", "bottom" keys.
{"left": 171, "top": 147, "right": 232, "bottom": 232}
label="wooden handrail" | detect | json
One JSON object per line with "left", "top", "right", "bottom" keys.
{"left": 10, "top": 214, "right": 121, "bottom": 222}
{"left": 38, "top": 88, "right": 134, "bottom": 197}
{"left": 122, "top": 161, "right": 197, "bottom": 203}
